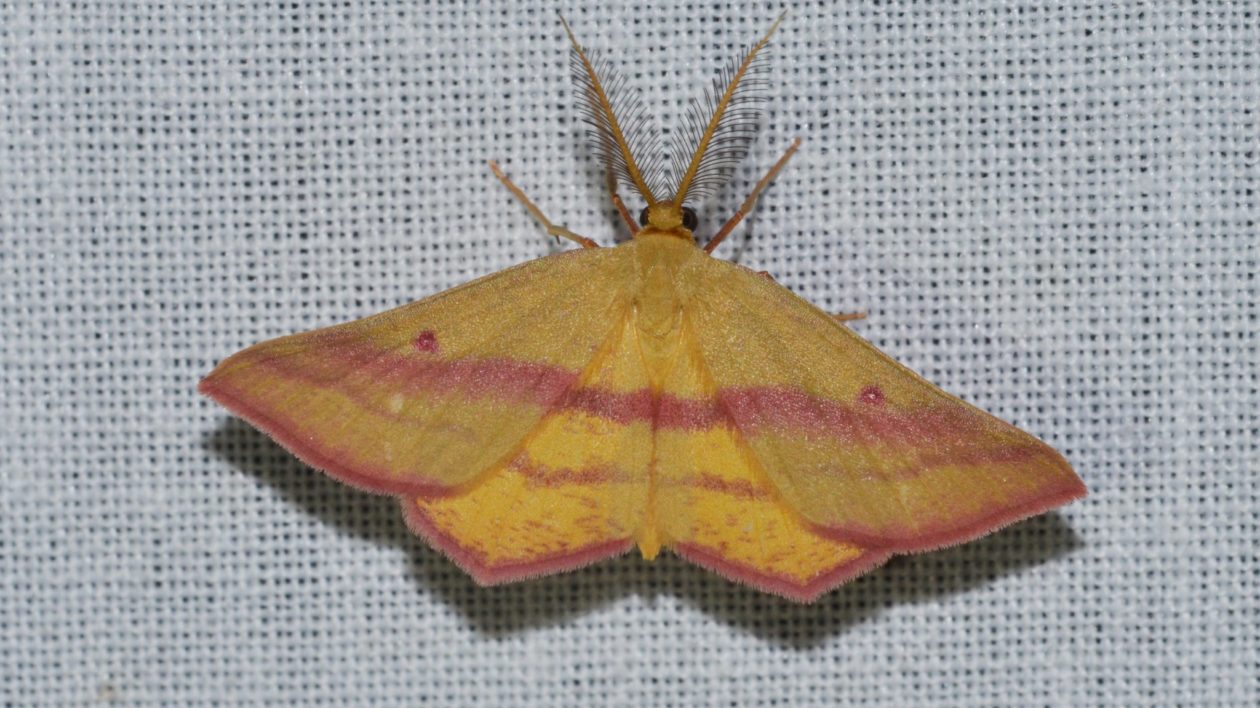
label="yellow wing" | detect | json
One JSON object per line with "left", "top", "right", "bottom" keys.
{"left": 200, "top": 247, "right": 636, "bottom": 497}
{"left": 408, "top": 312, "right": 653, "bottom": 583}
{"left": 653, "top": 321, "right": 887, "bottom": 601}
{"left": 680, "top": 256, "right": 1087, "bottom": 554}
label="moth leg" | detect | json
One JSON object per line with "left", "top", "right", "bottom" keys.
{"left": 756, "top": 270, "right": 865, "bottom": 322}
{"left": 606, "top": 168, "right": 639, "bottom": 234}
{"left": 704, "top": 138, "right": 802, "bottom": 254}
{"left": 489, "top": 161, "right": 599, "bottom": 249}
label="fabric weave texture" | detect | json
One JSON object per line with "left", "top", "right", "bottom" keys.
{"left": 1, "top": 2, "right": 1256, "bottom": 705}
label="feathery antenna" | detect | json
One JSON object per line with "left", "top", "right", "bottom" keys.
{"left": 561, "top": 14, "right": 664, "bottom": 205}
{"left": 670, "top": 12, "right": 784, "bottom": 205}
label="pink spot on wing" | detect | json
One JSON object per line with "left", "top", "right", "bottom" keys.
{"left": 858, "top": 385, "right": 885, "bottom": 405}
{"left": 412, "top": 330, "right": 439, "bottom": 353}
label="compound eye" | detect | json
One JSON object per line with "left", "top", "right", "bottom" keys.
{"left": 638, "top": 207, "right": 651, "bottom": 226}
{"left": 681, "top": 207, "right": 698, "bottom": 231}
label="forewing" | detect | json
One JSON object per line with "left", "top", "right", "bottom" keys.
{"left": 408, "top": 313, "right": 653, "bottom": 584}
{"left": 653, "top": 322, "right": 886, "bottom": 601}
{"left": 200, "top": 247, "right": 635, "bottom": 497}
{"left": 684, "top": 258, "right": 1087, "bottom": 552}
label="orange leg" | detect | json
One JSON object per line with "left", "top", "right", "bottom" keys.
{"left": 757, "top": 271, "right": 866, "bottom": 322}
{"left": 704, "top": 138, "right": 802, "bottom": 255}
{"left": 489, "top": 161, "right": 599, "bottom": 249}
{"left": 756, "top": 269, "right": 866, "bottom": 322}
{"left": 606, "top": 169, "right": 639, "bottom": 235}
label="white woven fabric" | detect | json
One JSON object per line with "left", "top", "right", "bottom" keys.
{"left": 2, "top": 2, "right": 1256, "bottom": 705}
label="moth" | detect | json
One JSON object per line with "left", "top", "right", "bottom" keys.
{"left": 200, "top": 15, "right": 1086, "bottom": 602}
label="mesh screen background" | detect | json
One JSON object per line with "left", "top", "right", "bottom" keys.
{"left": 2, "top": 2, "right": 1256, "bottom": 705}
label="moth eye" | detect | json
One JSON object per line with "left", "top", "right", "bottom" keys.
{"left": 681, "top": 207, "right": 698, "bottom": 231}
{"left": 638, "top": 207, "right": 651, "bottom": 226}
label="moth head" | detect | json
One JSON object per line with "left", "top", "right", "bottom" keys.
{"left": 638, "top": 202, "right": 698, "bottom": 235}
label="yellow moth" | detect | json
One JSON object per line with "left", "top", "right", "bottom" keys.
{"left": 200, "top": 14, "right": 1086, "bottom": 602}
